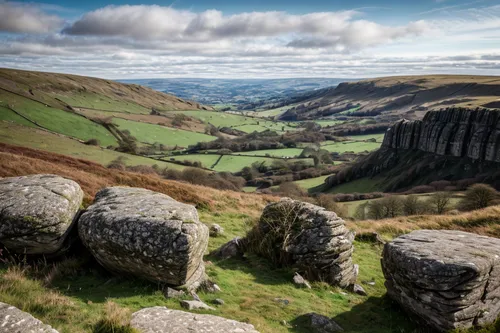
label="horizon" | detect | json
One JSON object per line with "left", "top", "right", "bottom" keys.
{"left": 1, "top": 0, "right": 499, "bottom": 79}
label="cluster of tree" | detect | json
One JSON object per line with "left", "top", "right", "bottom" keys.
{"left": 107, "top": 157, "right": 245, "bottom": 191}
{"left": 190, "top": 129, "right": 329, "bottom": 153}
{"left": 328, "top": 124, "right": 390, "bottom": 137}
{"left": 330, "top": 192, "right": 385, "bottom": 202}
{"left": 354, "top": 184, "right": 499, "bottom": 220}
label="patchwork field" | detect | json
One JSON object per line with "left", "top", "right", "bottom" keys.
{"left": 112, "top": 118, "right": 217, "bottom": 147}
{"left": 238, "top": 148, "right": 304, "bottom": 158}
{"left": 56, "top": 92, "right": 151, "bottom": 114}
{"left": 321, "top": 141, "right": 382, "bottom": 153}
{"left": 348, "top": 133, "right": 385, "bottom": 142}
{"left": 0, "top": 122, "right": 183, "bottom": 170}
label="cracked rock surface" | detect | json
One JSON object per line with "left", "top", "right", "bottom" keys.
{"left": 78, "top": 187, "right": 208, "bottom": 290}
{"left": 382, "top": 229, "right": 500, "bottom": 332}
{"left": 131, "top": 306, "right": 259, "bottom": 332}
{"left": 0, "top": 174, "right": 83, "bottom": 255}
{"left": 251, "top": 198, "right": 356, "bottom": 288}
{"left": 0, "top": 302, "right": 59, "bottom": 333}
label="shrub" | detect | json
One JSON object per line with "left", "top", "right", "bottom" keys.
{"left": 84, "top": 138, "right": 100, "bottom": 146}
{"left": 94, "top": 301, "right": 138, "bottom": 333}
{"left": 126, "top": 165, "right": 158, "bottom": 175}
{"left": 107, "top": 157, "right": 126, "bottom": 171}
{"left": 427, "top": 191, "right": 453, "bottom": 214}
{"left": 459, "top": 184, "right": 499, "bottom": 211}
{"left": 315, "top": 194, "right": 348, "bottom": 218}
{"left": 278, "top": 182, "right": 306, "bottom": 198}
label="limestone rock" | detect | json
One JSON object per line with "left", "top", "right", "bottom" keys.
{"left": 163, "top": 287, "right": 185, "bottom": 299}
{"left": 382, "top": 229, "right": 500, "bottom": 332}
{"left": 78, "top": 187, "right": 209, "bottom": 290}
{"left": 351, "top": 284, "right": 367, "bottom": 296}
{"left": 209, "top": 224, "right": 224, "bottom": 237}
{"left": 180, "top": 300, "right": 215, "bottom": 311}
{"left": 381, "top": 108, "right": 500, "bottom": 162}
{"left": 248, "top": 198, "right": 356, "bottom": 287}
{"left": 293, "top": 313, "right": 344, "bottom": 333}
{"left": 213, "top": 298, "right": 225, "bottom": 305}
{"left": 293, "top": 273, "right": 311, "bottom": 289}
{"left": 211, "top": 237, "right": 246, "bottom": 259}
{"left": 131, "top": 307, "right": 259, "bottom": 332}
{"left": 0, "top": 174, "right": 83, "bottom": 255}
{"left": 0, "top": 302, "right": 59, "bottom": 333}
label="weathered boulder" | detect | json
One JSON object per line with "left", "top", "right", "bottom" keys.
{"left": 292, "top": 313, "right": 344, "bottom": 333}
{"left": 209, "top": 223, "right": 224, "bottom": 237}
{"left": 247, "top": 198, "right": 356, "bottom": 288}
{"left": 180, "top": 300, "right": 215, "bottom": 311}
{"left": 0, "top": 174, "right": 83, "bottom": 255}
{"left": 131, "top": 307, "right": 259, "bottom": 332}
{"left": 382, "top": 230, "right": 500, "bottom": 332}
{"left": 78, "top": 187, "right": 209, "bottom": 290}
{"left": 211, "top": 237, "right": 247, "bottom": 259}
{"left": 0, "top": 302, "right": 59, "bottom": 333}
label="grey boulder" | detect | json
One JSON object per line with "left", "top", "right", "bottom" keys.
{"left": 0, "top": 302, "right": 59, "bottom": 333}
{"left": 382, "top": 229, "right": 500, "bottom": 332}
{"left": 248, "top": 198, "right": 356, "bottom": 287}
{"left": 0, "top": 174, "right": 83, "bottom": 255}
{"left": 131, "top": 307, "right": 260, "bottom": 332}
{"left": 78, "top": 187, "right": 209, "bottom": 290}
{"left": 293, "top": 313, "right": 344, "bottom": 333}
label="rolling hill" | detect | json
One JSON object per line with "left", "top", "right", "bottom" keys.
{"left": 274, "top": 75, "right": 500, "bottom": 122}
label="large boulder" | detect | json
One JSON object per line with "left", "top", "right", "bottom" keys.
{"left": 78, "top": 187, "right": 208, "bottom": 290}
{"left": 0, "top": 302, "right": 59, "bottom": 333}
{"left": 382, "top": 229, "right": 500, "bottom": 332}
{"left": 247, "top": 198, "right": 356, "bottom": 287}
{"left": 131, "top": 307, "right": 259, "bottom": 332}
{"left": 0, "top": 174, "right": 83, "bottom": 255}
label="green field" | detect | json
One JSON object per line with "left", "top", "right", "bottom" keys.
{"left": 0, "top": 91, "right": 118, "bottom": 147}
{"left": 166, "top": 153, "right": 221, "bottom": 168}
{"left": 238, "top": 148, "right": 304, "bottom": 158}
{"left": 0, "top": 106, "right": 36, "bottom": 128}
{"left": 314, "top": 119, "right": 345, "bottom": 127}
{"left": 321, "top": 141, "right": 381, "bottom": 153}
{"left": 212, "top": 155, "right": 313, "bottom": 173}
{"left": 56, "top": 92, "right": 150, "bottom": 114}
{"left": 113, "top": 118, "right": 217, "bottom": 147}
{"left": 0, "top": 122, "right": 184, "bottom": 170}
{"left": 170, "top": 110, "right": 297, "bottom": 133}
{"left": 348, "top": 133, "right": 385, "bottom": 142}
{"left": 293, "top": 175, "right": 329, "bottom": 190}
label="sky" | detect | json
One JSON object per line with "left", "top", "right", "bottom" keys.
{"left": 0, "top": 0, "right": 499, "bottom": 79}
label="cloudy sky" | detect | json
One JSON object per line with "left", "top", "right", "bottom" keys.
{"left": 1, "top": 0, "right": 499, "bottom": 79}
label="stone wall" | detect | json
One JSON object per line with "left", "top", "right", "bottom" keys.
{"left": 382, "top": 107, "right": 500, "bottom": 162}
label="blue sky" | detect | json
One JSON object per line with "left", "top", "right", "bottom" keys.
{"left": 0, "top": 0, "right": 499, "bottom": 78}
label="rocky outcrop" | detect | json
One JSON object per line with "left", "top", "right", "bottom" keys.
{"left": 78, "top": 187, "right": 208, "bottom": 290}
{"left": 247, "top": 198, "right": 356, "bottom": 288}
{"left": 0, "top": 302, "right": 59, "bottom": 333}
{"left": 382, "top": 230, "right": 500, "bottom": 332}
{"left": 382, "top": 108, "right": 500, "bottom": 162}
{"left": 130, "top": 307, "right": 259, "bottom": 332}
{"left": 0, "top": 174, "right": 83, "bottom": 255}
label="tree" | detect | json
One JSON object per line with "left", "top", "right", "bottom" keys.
{"left": 366, "top": 200, "right": 385, "bottom": 220}
{"left": 402, "top": 195, "right": 420, "bottom": 216}
{"left": 428, "top": 192, "right": 452, "bottom": 214}
{"left": 459, "top": 184, "right": 498, "bottom": 211}
{"left": 379, "top": 196, "right": 404, "bottom": 218}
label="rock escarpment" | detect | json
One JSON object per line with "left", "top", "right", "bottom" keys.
{"left": 0, "top": 174, "right": 83, "bottom": 255}
{"left": 78, "top": 187, "right": 209, "bottom": 290}
{"left": 382, "top": 230, "right": 500, "bottom": 332}
{"left": 131, "top": 307, "right": 260, "bottom": 332}
{"left": 247, "top": 198, "right": 356, "bottom": 288}
{"left": 0, "top": 302, "right": 59, "bottom": 333}
{"left": 383, "top": 107, "right": 500, "bottom": 162}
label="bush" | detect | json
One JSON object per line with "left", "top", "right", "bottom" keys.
{"left": 315, "top": 194, "right": 348, "bottom": 218}
{"left": 107, "top": 157, "right": 126, "bottom": 171}
{"left": 278, "top": 182, "right": 306, "bottom": 198}
{"left": 126, "top": 165, "right": 158, "bottom": 175}
{"left": 459, "top": 184, "right": 499, "bottom": 211}
{"left": 84, "top": 138, "right": 100, "bottom": 146}
{"left": 427, "top": 192, "right": 453, "bottom": 214}
{"left": 94, "top": 301, "right": 138, "bottom": 333}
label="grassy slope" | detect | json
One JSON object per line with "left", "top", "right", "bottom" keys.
{"left": 328, "top": 177, "right": 384, "bottom": 194}
{"left": 166, "top": 154, "right": 221, "bottom": 168}
{"left": 0, "top": 90, "right": 118, "bottom": 147}
{"left": 321, "top": 141, "right": 382, "bottom": 153}
{"left": 238, "top": 148, "right": 305, "bottom": 158}
{"left": 348, "top": 133, "right": 385, "bottom": 142}
{"left": 1, "top": 145, "right": 498, "bottom": 333}
{"left": 0, "top": 122, "right": 184, "bottom": 170}
{"left": 213, "top": 155, "right": 314, "bottom": 173}
{"left": 112, "top": 118, "right": 217, "bottom": 147}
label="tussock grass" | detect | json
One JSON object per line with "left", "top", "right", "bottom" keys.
{"left": 94, "top": 301, "right": 138, "bottom": 333}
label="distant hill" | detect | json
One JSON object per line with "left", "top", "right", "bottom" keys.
{"left": 0, "top": 68, "right": 211, "bottom": 112}
{"left": 277, "top": 75, "right": 500, "bottom": 122}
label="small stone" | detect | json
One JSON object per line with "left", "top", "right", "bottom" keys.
{"left": 293, "top": 313, "right": 344, "bottom": 332}
{"left": 213, "top": 299, "right": 225, "bottom": 305}
{"left": 163, "top": 287, "right": 185, "bottom": 299}
{"left": 362, "top": 280, "right": 376, "bottom": 286}
{"left": 352, "top": 284, "right": 367, "bottom": 296}
{"left": 211, "top": 237, "right": 246, "bottom": 259}
{"left": 273, "top": 298, "right": 290, "bottom": 306}
{"left": 200, "top": 280, "right": 222, "bottom": 293}
{"left": 293, "top": 272, "right": 312, "bottom": 289}
{"left": 209, "top": 224, "right": 224, "bottom": 237}
{"left": 180, "top": 300, "right": 215, "bottom": 311}
{"left": 280, "top": 320, "right": 287, "bottom": 326}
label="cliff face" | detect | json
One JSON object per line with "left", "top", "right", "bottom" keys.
{"left": 382, "top": 108, "right": 500, "bottom": 162}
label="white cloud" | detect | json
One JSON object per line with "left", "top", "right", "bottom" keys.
{"left": 0, "top": 1, "right": 63, "bottom": 33}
